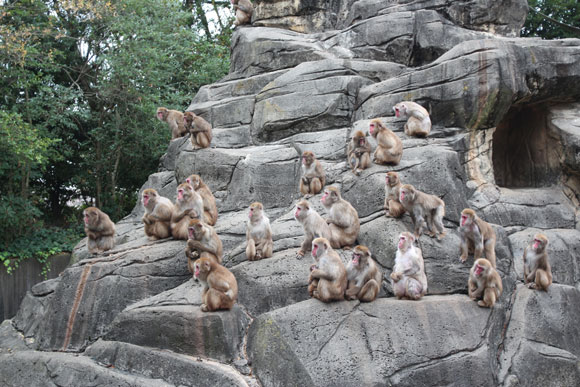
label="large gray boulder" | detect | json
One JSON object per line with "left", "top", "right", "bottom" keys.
{"left": 4, "top": 1, "right": 580, "bottom": 386}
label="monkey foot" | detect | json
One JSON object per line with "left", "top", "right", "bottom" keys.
{"left": 437, "top": 232, "right": 447, "bottom": 240}
{"left": 355, "top": 169, "right": 362, "bottom": 176}
{"left": 459, "top": 256, "right": 467, "bottom": 263}
{"left": 527, "top": 283, "right": 537, "bottom": 289}
{"left": 200, "top": 304, "right": 209, "bottom": 312}
{"left": 477, "top": 301, "right": 491, "bottom": 308}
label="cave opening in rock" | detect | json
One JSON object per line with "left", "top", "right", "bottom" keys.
{"left": 492, "top": 104, "right": 561, "bottom": 188}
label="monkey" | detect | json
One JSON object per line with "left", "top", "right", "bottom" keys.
{"left": 245, "top": 202, "right": 273, "bottom": 261}
{"left": 384, "top": 171, "right": 405, "bottom": 218}
{"left": 183, "top": 111, "right": 213, "bottom": 150}
{"left": 346, "top": 130, "right": 371, "bottom": 175}
{"left": 458, "top": 208, "right": 497, "bottom": 268}
{"left": 231, "top": 0, "right": 253, "bottom": 26}
{"left": 193, "top": 256, "right": 238, "bottom": 312}
{"left": 390, "top": 232, "right": 428, "bottom": 300}
{"left": 186, "top": 219, "right": 223, "bottom": 272}
{"left": 345, "top": 245, "right": 382, "bottom": 302}
{"left": 368, "top": 119, "right": 403, "bottom": 165}
{"left": 399, "top": 184, "right": 446, "bottom": 240}
{"left": 142, "top": 188, "right": 175, "bottom": 240}
{"left": 308, "top": 237, "right": 347, "bottom": 303}
{"left": 320, "top": 186, "right": 360, "bottom": 248}
{"left": 185, "top": 174, "right": 218, "bottom": 226}
{"left": 523, "top": 233, "right": 553, "bottom": 291}
{"left": 171, "top": 183, "right": 204, "bottom": 240}
{"left": 157, "top": 107, "right": 187, "bottom": 140}
{"left": 299, "top": 151, "right": 326, "bottom": 197}
{"left": 393, "top": 101, "right": 431, "bottom": 137}
{"left": 294, "top": 200, "right": 334, "bottom": 258}
{"left": 468, "top": 258, "right": 502, "bottom": 308}
{"left": 83, "top": 207, "right": 115, "bottom": 254}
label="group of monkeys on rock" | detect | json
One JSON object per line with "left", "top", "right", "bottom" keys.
{"left": 82, "top": 100, "right": 553, "bottom": 313}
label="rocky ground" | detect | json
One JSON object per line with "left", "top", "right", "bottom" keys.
{"left": 2, "top": 1, "right": 580, "bottom": 386}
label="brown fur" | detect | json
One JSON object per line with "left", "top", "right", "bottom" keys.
{"left": 171, "top": 183, "right": 203, "bottom": 240}
{"left": 347, "top": 130, "right": 371, "bottom": 175}
{"left": 231, "top": 0, "right": 253, "bottom": 26}
{"left": 320, "top": 186, "right": 360, "bottom": 248}
{"left": 83, "top": 207, "right": 115, "bottom": 254}
{"left": 183, "top": 111, "right": 212, "bottom": 149}
{"left": 157, "top": 107, "right": 187, "bottom": 139}
{"left": 186, "top": 174, "right": 218, "bottom": 226}
{"left": 391, "top": 232, "right": 428, "bottom": 300}
{"left": 246, "top": 202, "right": 273, "bottom": 261}
{"left": 186, "top": 219, "right": 223, "bottom": 265}
{"left": 294, "top": 200, "right": 334, "bottom": 258}
{"left": 459, "top": 208, "right": 497, "bottom": 268}
{"left": 523, "top": 233, "right": 552, "bottom": 291}
{"left": 399, "top": 184, "right": 445, "bottom": 240}
{"left": 468, "top": 258, "right": 502, "bottom": 308}
{"left": 345, "top": 245, "right": 382, "bottom": 302}
{"left": 369, "top": 119, "right": 403, "bottom": 165}
{"left": 393, "top": 101, "right": 431, "bottom": 137}
{"left": 193, "top": 256, "right": 237, "bottom": 312}
{"left": 384, "top": 171, "right": 405, "bottom": 218}
{"left": 308, "top": 238, "right": 347, "bottom": 302}
{"left": 142, "top": 188, "right": 174, "bottom": 240}
{"left": 300, "top": 151, "right": 326, "bottom": 196}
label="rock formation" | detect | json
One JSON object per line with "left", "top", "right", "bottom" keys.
{"left": 2, "top": 1, "right": 580, "bottom": 386}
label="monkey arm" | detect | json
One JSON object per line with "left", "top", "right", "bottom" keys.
{"left": 237, "top": 4, "right": 252, "bottom": 13}
{"left": 154, "top": 205, "right": 173, "bottom": 222}
{"left": 345, "top": 281, "right": 360, "bottom": 298}
{"left": 86, "top": 231, "right": 98, "bottom": 239}
{"left": 310, "top": 268, "right": 335, "bottom": 281}
{"left": 189, "top": 240, "right": 220, "bottom": 257}
{"left": 189, "top": 127, "right": 209, "bottom": 134}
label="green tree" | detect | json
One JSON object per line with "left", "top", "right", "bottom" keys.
{"left": 522, "top": 0, "right": 580, "bottom": 38}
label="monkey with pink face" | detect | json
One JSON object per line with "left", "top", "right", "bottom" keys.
{"left": 393, "top": 101, "right": 431, "bottom": 137}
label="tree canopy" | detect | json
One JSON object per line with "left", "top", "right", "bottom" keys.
{"left": 523, "top": 0, "right": 580, "bottom": 39}
{"left": 0, "top": 0, "right": 232, "bottom": 270}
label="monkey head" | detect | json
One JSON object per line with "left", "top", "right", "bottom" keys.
{"left": 186, "top": 174, "right": 201, "bottom": 190}
{"left": 393, "top": 102, "right": 408, "bottom": 118}
{"left": 472, "top": 258, "right": 492, "bottom": 278}
{"left": 351, "top": 245, "right": 370, "bottom": 267}
{"left": 368, "top": 119, "right": 383, "bottom": 137}
{"left": 397, "top": 232, "right": 415, "bottom": 252}
{"left": 142, "top": 188, "right": 158, "bottom": 209}
{"left": 248, "top": 202, "right": 263, "bottom": 221}
{"left": 532, "top": 233, "right": 548, "bottom": 252}
{"left": 183, "top": 111, "right": 195, "bottom": 125}
{"left": 83, "top": 207, "right": 99, "bottom": 227}
{"left": 193, "top": 256, "right": 212, "bottom": 281}
{"left": 177, "top": 183, "right": 194, "bottom": 202}
{"left": 311, "top": 237, "right": 330, "bottom": 262}
{"left": 156, "top": 107, "right": 168, "bottom": 121}
{"left": 321, "top": 186, "right": 340, "bottom": 208}
{"left": 188, "top": 219, "right": 204, "bottom": 240}
{"left": 302, "top": 151, "right": 315, "bottom": 166}
{"left": 386, "top": 171, "right": 399, "bottom": 187}
{"left": 294, "top": 200, "right": 310, "bottom": 222}
{"left": 399, "top": 184, "right": 415, "bottom": 204}
{"left": 460, "top": 208, "right": 476, "bottom": 227}
{"left": 352, "top": 130, "right": 366, "bottom": 146}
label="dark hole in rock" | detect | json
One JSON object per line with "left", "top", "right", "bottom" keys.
{"left": 493, "top": 104, "right": 561, "bottom": 188}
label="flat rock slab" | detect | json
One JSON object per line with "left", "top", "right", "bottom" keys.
{"left": 86, "top": 340, "right": 251, "bottom": 387}
{"left": 248, "top": 295, "right": 495, "bottom": 387}
{"left": 105, "top": 280, "right": 249, "bottom": 362}
{"left": 498, "top": 284, "right": 580, "bottom": 386}
{"left": 22, "top": 240, "right": 189, "bottom": 352}
{"left": 0, "top": 350, "right": 172, "bottom": 387}
{"left": 231, "top": 250, "right": 312, "bottom": 316}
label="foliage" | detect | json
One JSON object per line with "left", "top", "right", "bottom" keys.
{"left": 0, "top": 0, "right": 232, "bottom": 273}
{"left": 0, "top": 224, "right": 85, "bottom": 276}
{"left": 523, "top": 0, "right": 580, "bottom": 39}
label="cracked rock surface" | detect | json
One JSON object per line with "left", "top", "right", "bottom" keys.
{"left": 2, "top": 0, "right": 580, "bottom": 386}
